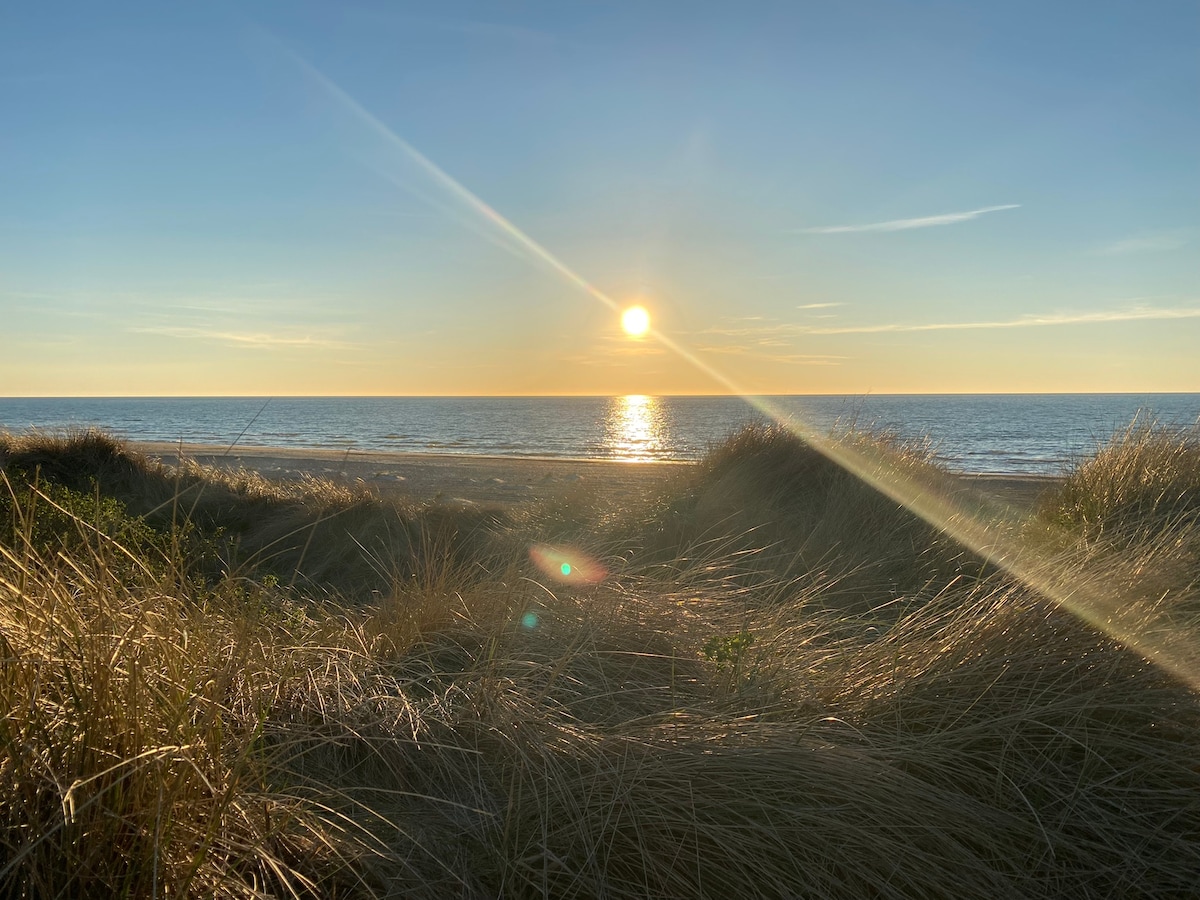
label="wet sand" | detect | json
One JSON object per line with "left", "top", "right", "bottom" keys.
{"left": 131, "top": 442, "right": 1063, "bottom": 511}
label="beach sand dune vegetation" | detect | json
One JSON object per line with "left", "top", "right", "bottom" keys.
{"left": 1, "top": 424, "right": 1198, "bottom": 897}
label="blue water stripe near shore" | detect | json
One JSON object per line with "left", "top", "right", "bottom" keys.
{"left": 2, "top": 395, "right": 1197, "bottom": 475}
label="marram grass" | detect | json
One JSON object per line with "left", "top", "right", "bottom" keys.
{"left": 1, "top": 424, "right": 1198, "bottom": 897}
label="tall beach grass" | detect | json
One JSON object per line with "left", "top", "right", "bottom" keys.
{"left": 1, "top": 423, "right": 1198, "bottom": 897}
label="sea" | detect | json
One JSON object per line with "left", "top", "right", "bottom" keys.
{"left": 1, "top": 395, "right": 1197, "bottom": 476}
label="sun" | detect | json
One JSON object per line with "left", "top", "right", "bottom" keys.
{"left": 621, "top": 305, "right": 651, "bottom": 337}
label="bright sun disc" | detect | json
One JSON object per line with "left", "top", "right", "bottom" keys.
{"left": 622, "top": 305, "right": 651, "bottom": 336}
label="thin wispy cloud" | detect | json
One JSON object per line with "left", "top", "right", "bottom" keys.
{"left": 697, "top": 344, "right": 846, "bottom": 365}
{"left": 352, "top": 12, "right": 558, "bottom": 47}
{"left": 442, "top": 19, "right": 558, "bottom": 46}
{"left": 796, "top": 302, "right": 842, "bottom": 310}
{"left": 11, "top": 304, "right": 104, "bottom": 321}
{"left": 566, "top": 337, "right": 669, "bottom": 367}
{"left": 792, "top": 304, "right": 1200, "bottom": 335}
{"left": 132, "top": 325, "right": 352, "bottom": 350}
{"left": 596, "top": 337, "right": 668, "bottom": 356}
{"left": 802, "top": 204, "right": 1020, "bottom": 234}
{"left": 1099, "top": 232, "right": 1189, "bottom": 256}
{"left": 697, "top": 324, "right": 783, "bottom": 339}
{"left": 690, "top": 320, "right": 849, "bottom": 364}
{"left": 693, "top": 304, "right": 1200, "bottom": 346}
{"left": 9, "top": 285, "right": 326, "bottom": 320}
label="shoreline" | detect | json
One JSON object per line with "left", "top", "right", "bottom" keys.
{"left": 130, "top": 441, "right": 1063, "bottom": 510}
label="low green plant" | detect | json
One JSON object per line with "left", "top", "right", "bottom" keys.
{"left": 702, "top": 628, "right": 756, "bottom": 693}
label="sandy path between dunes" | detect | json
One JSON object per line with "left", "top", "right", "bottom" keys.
{"left": 131, "top": 442, "right": 1063, "bottom": 512}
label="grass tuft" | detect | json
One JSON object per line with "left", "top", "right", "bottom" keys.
{"left": 1042, "top": 417, "right": 1200, "bottom": 542}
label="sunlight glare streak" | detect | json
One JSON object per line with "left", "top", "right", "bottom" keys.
{"left": 275, "top": 40, "right": 618, "bottom": 313}
{"left": 280, "top": 45, "right": 1200, "bottom": 692}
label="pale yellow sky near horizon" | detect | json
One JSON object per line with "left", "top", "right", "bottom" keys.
{"left": 6, "top": 309, "right": 1197, "bottom": 398}
{"left": 4, "top": 5, "right": 1197, "bottom": 398}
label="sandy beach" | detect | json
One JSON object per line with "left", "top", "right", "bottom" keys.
{"left": 131, "top": 441, "right": 1061, "bottom": 511}
{"left": 132, "top": 442, "right": 693, "bottom": 507}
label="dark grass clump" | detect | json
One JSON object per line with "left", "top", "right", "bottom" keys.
{"left": 1, "top": 429, "right": 515, "bottom": 599}
{"left": 607, "top": 423, "right": 980, "bottom": 611}
{"left": 0, "top": 429, "right": 151, "bottom": 497}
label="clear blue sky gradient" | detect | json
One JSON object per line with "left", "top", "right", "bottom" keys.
{"left": 3, "top": 1, "right": 1197, "bottom": 395}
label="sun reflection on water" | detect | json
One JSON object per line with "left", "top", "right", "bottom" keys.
{"left": 604, "top": 394, "right": 668, "bottom": 462}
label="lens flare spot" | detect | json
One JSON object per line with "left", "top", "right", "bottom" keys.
{"left": 530, "top": 544, "right": 606, "bottom": 585}
{"left": 521, "top": 611, "right": 539, "bottom": 630}
{"left": 621, "top": 305, "right": 651, "bottom": 337}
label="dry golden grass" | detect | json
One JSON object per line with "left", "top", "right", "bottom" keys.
{"left": 1040, "top": 419, "right": 1200, "bottom": 579}
{"left": 1, "top": 424, "right": 1199, "bottom": 897}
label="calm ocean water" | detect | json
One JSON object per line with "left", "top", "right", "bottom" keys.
{"left": 1, "top": 395, "right": 1197, "bottom": 475}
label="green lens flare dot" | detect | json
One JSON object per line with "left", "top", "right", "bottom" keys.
{"left": 521, "top": 612, "right": 539, "bottom": 629}
{"left": 560, "top": 563, "right": 572, "bottom": 576}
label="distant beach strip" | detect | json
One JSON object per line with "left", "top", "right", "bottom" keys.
{"left": 132, "top": 441, "right": 1061, "bottom": 511}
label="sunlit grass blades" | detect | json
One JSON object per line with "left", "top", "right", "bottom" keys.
{"left": 1, "top": 425, "right": 1198, "bottom": 897}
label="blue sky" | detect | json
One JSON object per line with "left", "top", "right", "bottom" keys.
{"left": 2, "top": 1, "right": 1197, "bottom": 395}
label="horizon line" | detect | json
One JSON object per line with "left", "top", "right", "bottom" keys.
{"left": 4, "top": 390, "right": 1198, "bottom": 400}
